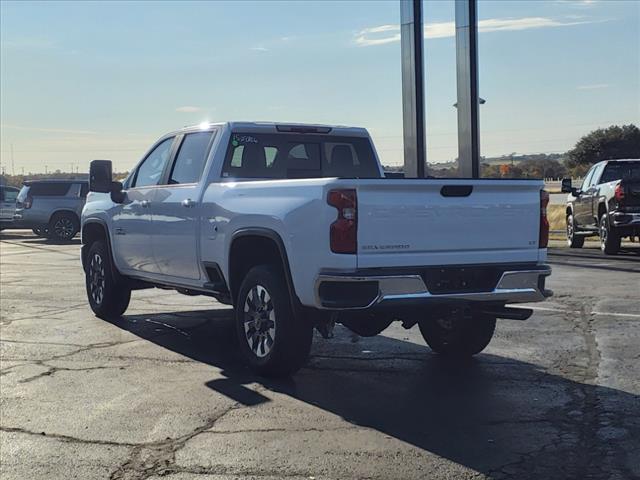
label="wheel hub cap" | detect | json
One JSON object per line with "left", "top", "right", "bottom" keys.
{"left": 89, "top": 253, "right": 106, "bottom": 305}
{"left": 243, "top": 285, "right": 276, "bottom": 358}
{"left": 54, "top": 218, "right": 74, "bottom": 239}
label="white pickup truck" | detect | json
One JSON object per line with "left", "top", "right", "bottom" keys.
{"left": 83, "top": 122, "right": 552, "bottom": 376}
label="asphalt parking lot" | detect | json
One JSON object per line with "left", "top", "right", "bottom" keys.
{"left": 1, "top": 230, "right": 639, "bottom": 480}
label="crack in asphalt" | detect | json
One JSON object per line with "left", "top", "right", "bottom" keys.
{"left": 0, "top": 426, "right": 138, "bottom": 447}
{"left": 107, "top": 403, "right": 245, "bottom": 480}
{"left": 486, "top": 295, "right": 635, "bottom": 480}
{"left": 18, "top": 363, "right": 126, "bottom": 384}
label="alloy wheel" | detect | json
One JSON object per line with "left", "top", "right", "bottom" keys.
{"left": 54, "top": 218, "right": 75, "bottom": 239}
{"left": 89, "top": 253, "right": 106, "bottom": 305}
{"left": 600, "top": 218, "right": 608, "bottom": 251}
{"left": 567, "top": 217, "right": 574, "bottom": 245}
{"left": 243, "top": 285, "right": 276, "bottom": 358}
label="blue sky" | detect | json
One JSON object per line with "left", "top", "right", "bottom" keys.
{"left": 1, "top": 0, "right": 638, "bottom": 173}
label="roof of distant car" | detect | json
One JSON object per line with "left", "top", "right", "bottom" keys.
{"left": 23, "top": 179, "right": 88, "bottom": 185}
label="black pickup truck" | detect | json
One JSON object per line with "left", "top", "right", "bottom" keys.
{"left": 563, "top": 159, "right": 640, "bottom": 254}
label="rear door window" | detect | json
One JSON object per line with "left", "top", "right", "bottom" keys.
{"left": 168, "top": 131, "right": 214, "bottom": 184}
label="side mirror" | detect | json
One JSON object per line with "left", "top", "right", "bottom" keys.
{"left": 110, "top": 181, "right": 126, "bottom": 204}
{"left": 89, "top": 160, "right": 113, "bottom": 193}
{"left": 561, "top": 178, "right": 572, "bottom": 193}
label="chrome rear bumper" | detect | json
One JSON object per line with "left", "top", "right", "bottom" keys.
{"left": 315, "top": 267, "right": 552, "bottom": 310}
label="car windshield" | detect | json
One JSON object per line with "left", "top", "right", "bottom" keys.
{"left": 222, "top": 133, "right": 381, "bottom": 180}
{"left": 600, "top": 162, "right": 640, "bottom": 183}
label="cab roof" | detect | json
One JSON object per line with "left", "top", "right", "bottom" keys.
{"left": 174, "top": 121, "right": 370, "bottom": 137}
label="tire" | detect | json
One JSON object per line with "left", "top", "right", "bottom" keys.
{"left": 235, "top": 265, "right": 312, "bottom": 377}
{"left": 49, "top": 212, "right": 79, "bottom": 241}
{"left": 340, "top": 313, "right": 393, "bottom": 337}
{"left": 418, "top": 311, "right": 496, "bottom": 357}
{"left": 600, "top": 213, "right": 620, "bottom": 255}
{"left": 32, "top": 226, "right": 49, "bottom": 237}
{"left": 85, "top": 241, "right": 131, "bottom": 320}
{"left": 566, "top": 214, "right": 584, "bottom": 248}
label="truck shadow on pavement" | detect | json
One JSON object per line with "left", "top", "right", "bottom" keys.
{"left": 115, "top": 309, "right": 638, "bottom": 479}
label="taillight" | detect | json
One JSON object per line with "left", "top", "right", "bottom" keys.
{"left": 327, "top": 189, "right": 357, "bottom": 254}
{"left": 614, "top": 183, "right": 625, "bottom": 203}
{"left": 23, "top": 196, "right": 33, "bottom": 209}
{"left": 539, "top": 190, "right": 549, "bottom": 248}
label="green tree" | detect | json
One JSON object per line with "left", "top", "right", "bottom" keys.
{"left": 567, "top": 124, "right": 640, "bottom": 173}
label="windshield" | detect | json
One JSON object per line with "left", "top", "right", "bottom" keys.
{"left": 222, "top": 133, "right": 381, "bottom": 180}
{"left": 600, "top": 162, "right": 640, "bottom": 183}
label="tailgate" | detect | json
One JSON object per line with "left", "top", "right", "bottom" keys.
{"left": 356, "top": 179, "right": 543, "bottom": 268}
{"left": 622, "top": 178, "right": 640, "bottom": 207}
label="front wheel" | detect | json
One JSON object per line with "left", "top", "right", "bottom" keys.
{"left": 85, "top": 241, "right": 131, "bottom": 319}
{"left": 418, "top": 311, "right": 496, "bottom": 357}
{"left": 235, "top": 265, "right": 312, "bottom": 377}
{"left": 566, "top": 214, "right": 584, "bottom": 248}
{"left": 600, "top": 214, "right": 620, "bottom": 255}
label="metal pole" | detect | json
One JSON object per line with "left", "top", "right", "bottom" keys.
{"left": 455, "top": 0, "right": 480, "bottom": 178}
{"left": 400, "top": 0, "right": 426, "bottom": 178}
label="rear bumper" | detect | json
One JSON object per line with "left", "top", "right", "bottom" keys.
{"left": 11, "top": 211, "right": 47, "bottom": 229}
{"left": 611, "top": 212, "right": 640, "bottom": 227}
{"left": 315, "top": 265, "right": 552, "bottom": 310}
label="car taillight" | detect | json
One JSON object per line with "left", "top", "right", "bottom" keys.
{"left": 327, "top": 189, "right": 357, "bottom": 254}
{"left": 614, "top": 183, "right": 625, "bottom": 203}
{"left": 539, "top": 190, "right": 549, "bottom": 248}
{"left": 23, "top": 196, "right": 33, "bottom": 209}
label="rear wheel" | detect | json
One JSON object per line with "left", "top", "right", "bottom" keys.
{"left": 418, "top": 310, "right": 496, "bottom": 357}
{"left": 600, "top": 213, "right": 620, "bottom": 255}
{"left": 85, "top": 241, "right": 131, "bottom": 319}
{"left": 32, "top": 226, "right": 49, "bottom": 237}
{"left": 235, "top": 265, "right": 312, "bottom": 377}
{"left": 49, "top": 212, "right": 79, "bottom": 241}
{"left": 566, "top": 214, "right": 584, "bottom": 248}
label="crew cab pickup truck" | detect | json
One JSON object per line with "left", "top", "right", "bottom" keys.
{"left": 82, "top": 122, "right": 552, "bottom": 376}
{"left": 562, "top": 159, "right": 640, "bottom": 254}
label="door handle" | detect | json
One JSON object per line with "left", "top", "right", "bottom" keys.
{"left": 181, "top": 198, "right": 196, "bottom": 208}
{"left": 141, "top": 200, "right": 150, "bottom": 208}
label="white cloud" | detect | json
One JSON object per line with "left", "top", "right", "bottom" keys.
{"left": 577, "top": 83, "right": 610, "bottom": 90}
{"left": 250, "top": 46, "right": 269, "bottom": 52}
{"left": 355, "top": 17, "right": 596, "bottom": 47}
{"left": 175, "top": 106, "right": 202, "bottom": 113}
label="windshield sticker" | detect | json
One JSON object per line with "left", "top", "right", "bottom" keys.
{"left": 232, "top": 134, "right": 258, "bottom": 146}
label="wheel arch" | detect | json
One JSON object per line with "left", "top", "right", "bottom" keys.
{"left": 81, "top": 220, "right": 115, "bottom": 275}
{"left": 597, "top": 200, "right": 608, "bottom": 221}
{"left": 48, "top": 208, "right": 80, "bottom": 225}
{"left": 228, "top": 228, "right": 299, "bottom": 308}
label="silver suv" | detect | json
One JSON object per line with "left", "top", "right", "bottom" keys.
{"left": 14, "top": 180, "right": 88, "bottom": 241}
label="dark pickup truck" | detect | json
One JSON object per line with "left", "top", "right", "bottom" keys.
{"left": 563, "top": 159, "right": 640, "bottom": 254}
